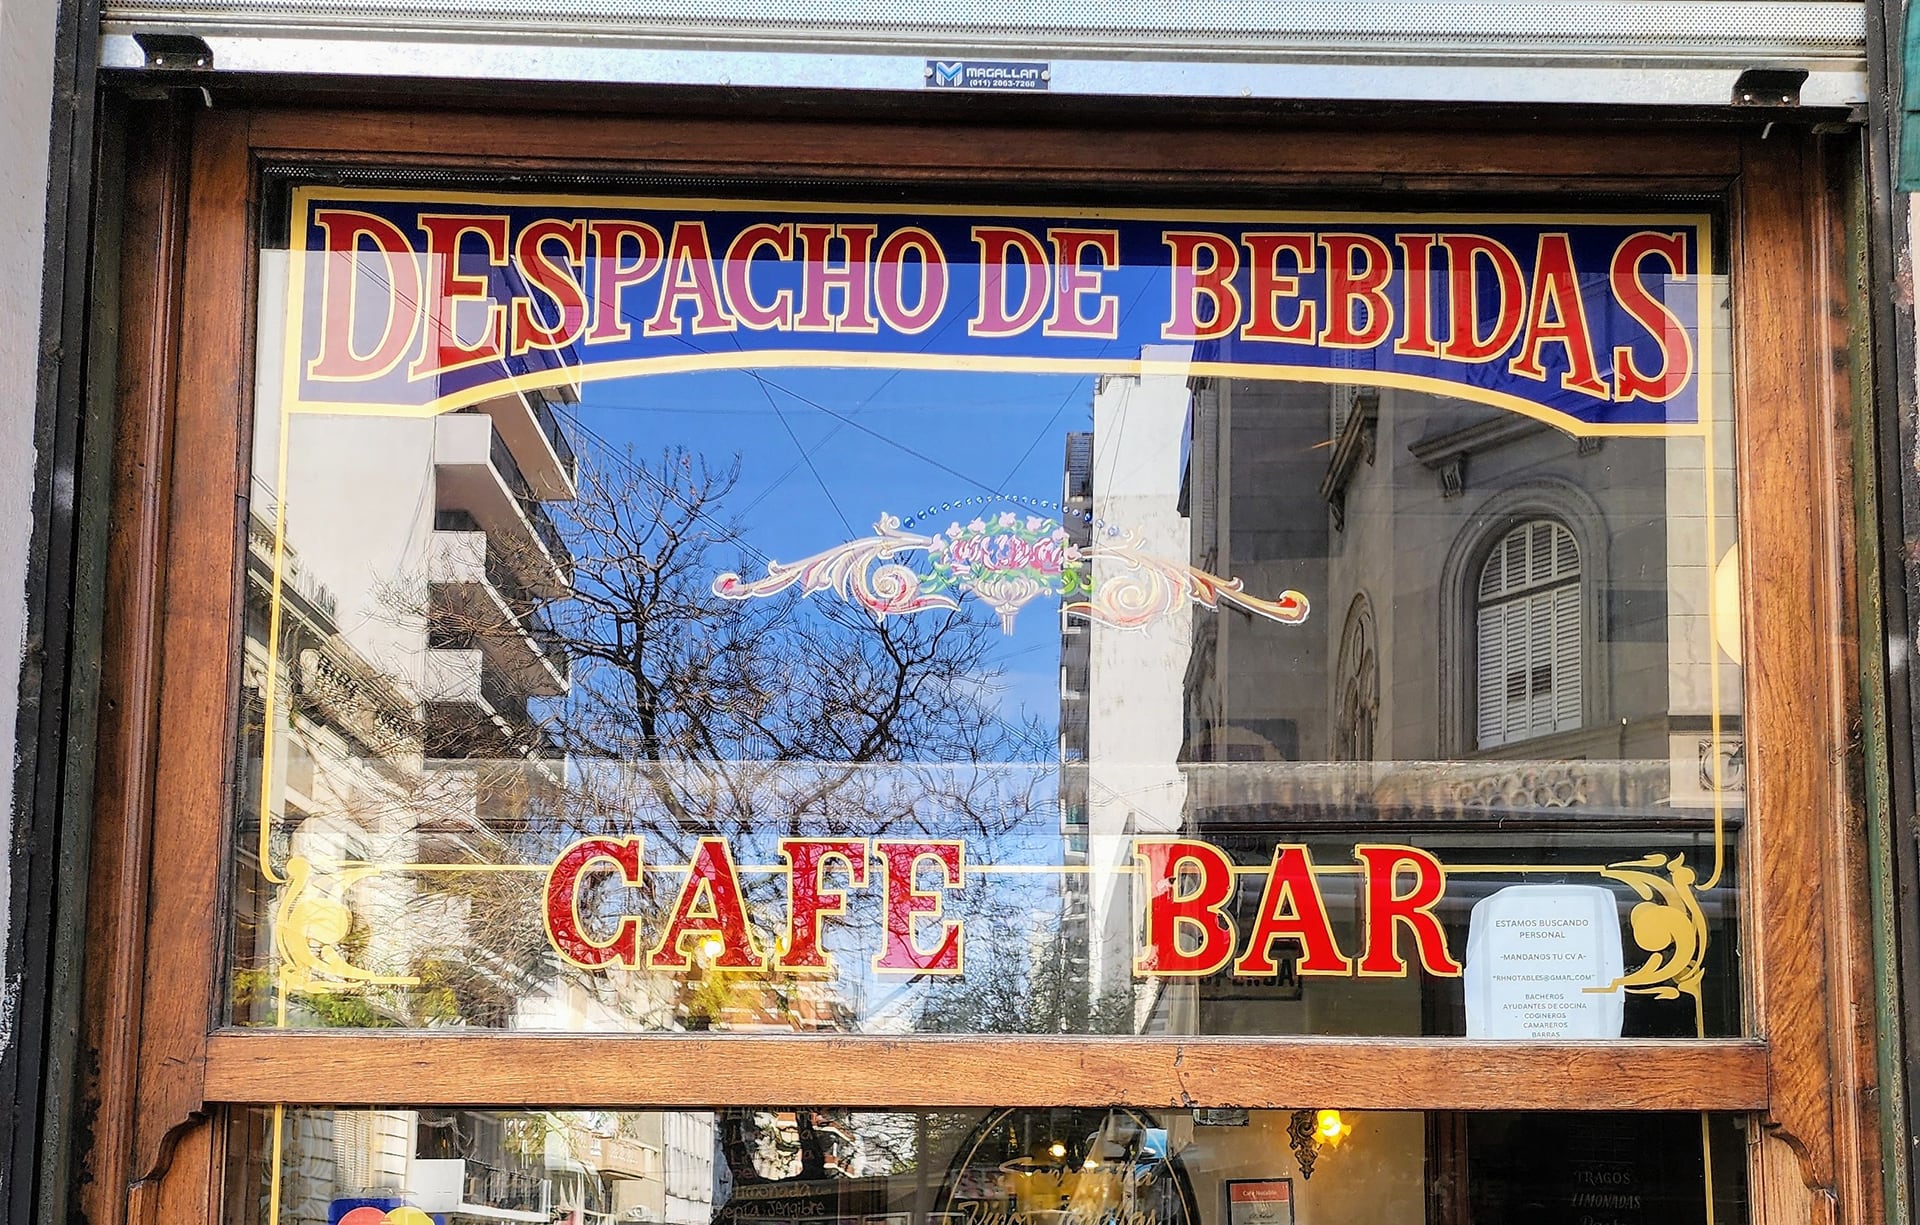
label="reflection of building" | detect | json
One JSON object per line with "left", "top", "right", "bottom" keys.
{"left": 560, "top": 1110, "right": 721, "bottom": 1225}
{"left": 1178, "top": 376, "right": 1726, "bottom": 778}
{"left": 1179, "top": 378, "right": 1332, "bottom": 771}
{"left": 1057, "top": 428, "right": 1093, "bottom": 1017}
{"left": 1073, "top": 365, "right": 1196, "bottom": 1030}
{"left": 1173, "top": 376, "right": 1740, "bottom": 1037}
{"left": 234, "top": 508, "right": 425, "bottom": 1006}
{"left": 247, "top": 247, "right": 581, "bottom": 1017}
{"left": 423, "top": 392, "right": 575, "bottom": 772}
{"left": 253, "top": 1106, "right": 721, "bottom": 1225}
{"left": 249, "top": 390, "right": 579, "bottom": 996}
{"left": 242, "top": 248, "right": 593, "bottom": 1221}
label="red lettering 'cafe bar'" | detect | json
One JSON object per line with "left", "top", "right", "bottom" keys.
{"left": 24, "top": 7, "right": 1920, "bottom": 1225}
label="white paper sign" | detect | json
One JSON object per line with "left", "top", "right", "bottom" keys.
{"left": 1464, "top": 884, "right": 1625, "bottom": 1039}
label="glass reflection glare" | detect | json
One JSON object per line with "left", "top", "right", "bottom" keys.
{"left": 226, "top": 1107, "right": 1747, "bottom": 1225}
{"left": 234, "top": 210, "right": 1743, "bottom": 1038}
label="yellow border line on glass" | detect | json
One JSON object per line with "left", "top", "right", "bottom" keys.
{"left": 317, "top": 859, "right": 1626, "bottom": 878}
{"left": 1700, "top": 259, "right": 1730, "bottom": 894}
{"left": 278, "top": 183, "right": 1716, "bottom": 440}
{"left": 261, "top": 192, "right": 1730, "bottom": 1038}
{"left": 268, "top": 1102, "right": 285, "bottom": 1225}
{"left": 286, "top": 353, "right": 1704, "bottom": 443}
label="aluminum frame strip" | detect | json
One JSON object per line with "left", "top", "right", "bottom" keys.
{"left": 97, "top": 31, "right": 1868, "bottom": 107}
{"left": 100, "top": 0, "right": 1864, "bottom": 51}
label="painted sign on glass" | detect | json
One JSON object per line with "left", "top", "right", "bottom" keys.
{"left": 712, "top": 508, "right": 1309, "bottom": 634}
{"left": 288, "top": 190, "right": 1710, "bottom": 431}
{"left": 241, "top": 185, "right": 1742, "bottom": 1047}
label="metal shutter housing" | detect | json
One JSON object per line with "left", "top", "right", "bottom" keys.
{"left": 99, "top": 0, "right": 1867, "bottom": 106}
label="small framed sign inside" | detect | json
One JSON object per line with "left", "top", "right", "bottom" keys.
{"left": 1225, "top": 1179, "right": 1295, "bottom": 1225}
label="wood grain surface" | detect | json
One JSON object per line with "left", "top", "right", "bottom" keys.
{"left": 202, "top": 1032, "right": 1769, "bottom": 1111}
{"left": 244, "top": 109, "right": 1743, "bottom": 189}
{"left": 81, "top": 100, "right": 192, "bottom": 1225}
{"left": 128, "top": 105, "right": 256, "bottom": 1192}
{"left": 1731, "top": 130, "right": 1880, "bottom": 1211}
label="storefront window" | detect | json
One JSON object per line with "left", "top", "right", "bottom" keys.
{"left": 226, "top": 1106, "right": 1748, "bottom": 1225}
{"left": 228, "top": 187, "right": 1740, "bottom": 1044}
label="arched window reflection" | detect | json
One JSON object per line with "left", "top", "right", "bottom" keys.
{"left": 1333, "top": 595, "right": 1378, "bottom": 762}
{"left": 1474, "top": 520, "right": 1582, "bottom": 749}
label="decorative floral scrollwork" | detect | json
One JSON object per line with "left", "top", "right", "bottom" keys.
{"left": 713, "top": 512, "right": 1309, "bottom": 634}
{"left": 1590, "top": 853, "right": 1708, "bottom": 1003}
{"left": 273, "top": 855, "right": 419, "bottom": 994}
{"left": 1069, "top": 530, "right": 1310, "bottom": 629}
{"left": 712, "top": 514, "right": 958, "bottom": 619}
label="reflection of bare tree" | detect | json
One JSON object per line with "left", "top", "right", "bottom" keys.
{"left": 353, "top": 445, "right": 1052, "bottom": 1029}
{"left": 553, "top": 448, "right": 1042, "bottom": 845}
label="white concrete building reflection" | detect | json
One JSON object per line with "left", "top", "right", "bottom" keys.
{"left": 1059, "top": 358, "right": 1198, "bottom": 1030}
{"left": 237, "top": 247, "right": 723, "bottom": 1224}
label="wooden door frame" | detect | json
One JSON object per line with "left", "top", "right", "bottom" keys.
{"left": 75, "top": 99, "right": 1881, "bottom": 1225}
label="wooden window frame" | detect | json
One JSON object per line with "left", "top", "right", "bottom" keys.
{"left": 78, "top": 102, "right": 1880, "bottom": 1225}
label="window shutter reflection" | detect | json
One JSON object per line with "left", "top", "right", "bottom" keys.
{"left": 1475, "top": 520, "right": 1582, "bottom": 749}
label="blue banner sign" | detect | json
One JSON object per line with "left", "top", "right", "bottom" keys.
{"left": 287, "top": 189, "right": 1710, "bottom": 432}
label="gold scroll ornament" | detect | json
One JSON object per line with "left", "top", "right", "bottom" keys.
{"left": 1590, "top": 853, "right": 1708, "bottom": 1004}
{"left": 273, "top": 855, "right": 419, "bottom": 994}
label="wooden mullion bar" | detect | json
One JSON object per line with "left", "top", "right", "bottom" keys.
{"left": 204, "top": 1032, "right": 1769, "bottom": 1112}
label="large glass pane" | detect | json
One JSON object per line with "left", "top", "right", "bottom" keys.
{"left": 233, "top": 185, "right": 1741, "bottom": 1037}
{"left": 225, "top": 1106, "right": 1749, "bottom": 1225}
